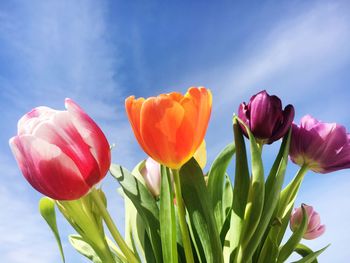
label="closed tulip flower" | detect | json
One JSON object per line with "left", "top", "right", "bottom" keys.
{"left": 238, "top": 90, "right": 294, "bottom": 144}
{"left": 9, "top": 99, "right": 111, "bottom": 200}
{"left": 125, "top": 87, "right": 212, "bottom": 169}
{"left": 290, "top": 115, "right": 350, "bottom": 173}
{"left": 290, "top": 204, "right": 325, "bottom": 240}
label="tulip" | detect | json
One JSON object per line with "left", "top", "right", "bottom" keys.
{"left": 290, "top": 204, "right": 325, "bottom": 240}
{"left": 141, "top": 157, "right": 162, "bottom": 197}
{"left": 125, "top": 87, "right": 212, "bottom": 169}
{"left": 141, "top": 141, "right": 207, "bottom": 197}
{"left": 290, "top": 115, "right": 350, "bottom": 173}
{"left": 238, "top": 90, "right": 294, "bottom": 144}
{"left": 9, "top": 99, "right": 111, "bottom": 200}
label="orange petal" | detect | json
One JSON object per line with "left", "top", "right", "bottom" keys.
{"left": 140, "top": 96, "right": 186, "bottom": 168}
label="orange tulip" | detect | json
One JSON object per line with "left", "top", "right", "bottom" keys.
{"left": 125, "top": 87, "right": 212, "bottom": 169}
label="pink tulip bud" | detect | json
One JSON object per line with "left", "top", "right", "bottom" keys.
{"left": 9, "top": 99, "right": 111, "bottom": 200}
{"left": 290, "top": 115, "right": 350, "bottom": 173}
{"left": 290, "top": 204, "right": 325, "bottom": 240}
{"left": 141, "top": 157, "right": 161, "bottom": 197}
{"left": 238, "top": 90, "right": 294, "bottom": 144}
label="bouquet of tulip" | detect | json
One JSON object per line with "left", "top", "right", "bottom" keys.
{"left": 9, "top": 88, "right": 350, "bottom": 263}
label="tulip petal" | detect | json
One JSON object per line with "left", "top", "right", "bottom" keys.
{"left": 65, "top": 98, "right": 111, "bottom": 180}
{"left": 140, "top": 96, "right": 186, "bottom": 168}
{"left": 10, "top": 135, "right": 90, "bottom": 200}
{"left": 17, "top": 106, "right": 56, "bottom": 135}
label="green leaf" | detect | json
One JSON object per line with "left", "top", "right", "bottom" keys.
{"left": 69, "top": 235, "right": 102, "bottom": 263}
{"left": 220, "top": 174, "right": 233, "bottom": 243}
{"left": 180, "top": 158, "right": 224, "bottom": 263}
{"left": 39, "top": 197, "right": 65, "bottom": 262}
{"left": 257, "top": 236, "right": 279, "bottom": 263}
{"left": 292, "top": 244, "right": 330, "bottom": 263}
{"left": 235, "top": 117, "right": 265, "bottom": 261}
{"left": 223, "top": 118, "right": 250, "bottom": 262}
{"left": 277, "top": 205, "right": 308, "bottom": 263}
{"left": 160, "top": 165, "right": 178, "bottom": 263}
{"left": 69, "top": 235, "right": 127, "bottom": 263}
{"left": 207, "top": 142, "right": 236, "bottom": 232}
{"left": 294, "top": 243, "right": 318, "bottom": 263}
{"left": 109, "top": 164, "right": 162, "bottom": 263}
{"left": 244, "top": 130, "right": 292, "bottom": 259}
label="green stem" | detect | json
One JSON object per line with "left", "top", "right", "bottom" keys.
{"left": 172, "top": 169, "right": 194, "bottom": 263}
{"left": 91, "top": 189, "right": 139, "bottom": 263}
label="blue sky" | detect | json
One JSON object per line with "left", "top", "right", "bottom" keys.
{"left": 1, "top": 0, "right": 350, "bottom": 262}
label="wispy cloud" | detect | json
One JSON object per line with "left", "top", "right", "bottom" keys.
{"left": 0, "top": 0, "right": 138, "bottom": 261}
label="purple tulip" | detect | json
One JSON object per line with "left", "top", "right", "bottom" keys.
{"left": 290, "top": 115, "right": 350, "bottom": 173}
{"left": 290, "top": 204, "right": 325, "bottom": 240}
{"left": 238, "top": 90, "right": 294, "bottom": 144}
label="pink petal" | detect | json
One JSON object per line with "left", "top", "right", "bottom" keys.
{"left": 17, "top": 106, "right": 57, "bottom": 135}
{"left": 304, "top": 224, "right": 326, "bottom": 240}
{"left": 10, "top": 135, "right": 90, "bottom": 200}
{"left": 32, "top": 111, "right": 101, "bottom": 187}
{"left": 65, "top": 98, "right": 111, "bottom": 181}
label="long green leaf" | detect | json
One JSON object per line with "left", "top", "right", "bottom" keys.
{"left": 180, "top": 158, "right": 224, "bottom": 263}
{"left": 294, "top": 243, "right": 318, "bottom": 263}
{"left": 39, "top": 197, "right": 65, "bottom": 262}
{"left": 223, "top": 117, "right": 250, "bottom": 262}
{"left": 109, "top": 164, "right": 162, "bottom": 263}
{"left": 292, "top": 244, "right": 330, "bottom": 263}
{"left": 235, "top": 117, "right": 265, "bottom": 261}
{"left": 245, "top": 129, "right": 292, "bottom": 259}
{"left": 207, "top": 142, "right": 236, "bottom": 232}
{"left": 277, "top": 205, "right": 308, "bottom": 263}
{"left": 160, "top": 165, "right": 178, "bottom": 263}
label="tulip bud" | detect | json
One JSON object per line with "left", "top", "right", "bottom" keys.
{"left": 238, "top": 90, "right": 294, "bottom": 144}
{"left": 290, "top": 204, "right": 325, "bottom": 240}
{"left": 141, "top": 158, "right": 162, "bottom": 198}
{"left": 290, "top": 115, "right": 350, "bottom": 173}
{"left": 9, "top": 99, "right": 111, "bottom": 200}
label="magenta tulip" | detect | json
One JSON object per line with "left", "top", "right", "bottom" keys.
{"left": 9, "top": 99, "right": 111, "bottom": 200}
{"left": 290, "top": 204, "right": 325, "bottom": 240}
{"left": 141, "top": 157, "right": 161, "bottom": 198}
{"left": 290, "top": 115, "right": 350, "bottom": 173}
{"left": 238, "top": 90, "right": 294, "bottom": 144}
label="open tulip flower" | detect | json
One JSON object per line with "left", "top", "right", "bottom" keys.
{"left": 290, "top": 115, "right": 350, "bottom": 173}
{"left": 125, "top": 87, "right": 212, "bottom": 169}
{"left": 9, "top": 89, "right": 346, "bottom": 263}
{"left": 238, "top": 90, "right": 294, "bottom": 144}
{"left": 9, "top": 98, "right": 111, "bottom": 200}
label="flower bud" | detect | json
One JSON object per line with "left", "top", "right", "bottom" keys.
{"left": 290, "top": 115, "right": 350, "bottom": 173}
{"left": 290, "top": 204, "right": 325, "bottom": 240}
{"left": 141, "top": 158, "right": 162, "bottom": 198}
{"left": 238, "top": 90, "right": 294, "bottom": 144}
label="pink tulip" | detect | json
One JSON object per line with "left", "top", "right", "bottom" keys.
{"left": 141, "top": 157, "right": 161, "bottom": 197}
{"left": 290, "top": 204, "right": 325, "bottom": 240}
{"left": 290, "top": 115, "right": 350, "bottom": 173}
{"left": 9, "top": 99, "right": 111, "bottom": 200}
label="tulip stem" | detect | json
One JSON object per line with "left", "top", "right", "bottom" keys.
{"left": 91, "top": 189, "right": 139, "bottom": 263}
{"left": 172, "top": 169, "right": 195, "bottom": 263}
